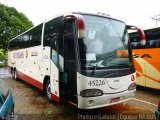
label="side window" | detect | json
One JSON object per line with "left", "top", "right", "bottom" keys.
{"left": 131, "top": 39, "right": 160, "bottom": 49}
{"left": 22, "top": 24, "right": 43, "bottom": 48}
{"left": 22, "top": 33, "right": 30, "bottom": 48}
{"left": 157, "top": 39, "right": 160, "bottom": 48}
{"left": 11, "top": 39, "right": 17, "bottom": 50}
{"left": 44, "top": 18, "right": 61, "bottom": 65}
{"left": 130, "top": 30, "right": 160, "bottom": 49}
{"left": 8, "top": 24, "right": 42, "bottom": 50}
{"left": 51, "top": 36, "right": 58, "bottom": 65}
{"left": 130, "top": 37, "right": 142, "bottom": 49}
{"left": 147, "top": 40, "right": 157, "bottom": 48}
{"left": 9, "top": 40, "right": 14, "bottom": 51}
{"left": 30, "top": 24, "right": 42, "bottom": 46}
{"left": 17, "top": 36, "right": 22, "bottom": 49}
{"left": 43, "top": 18, "right": 60, "bottom": 47}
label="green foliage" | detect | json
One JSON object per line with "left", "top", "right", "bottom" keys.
{"left": 0, "top": 49, "right": 7, "bottom": 68}
{"left": 0, "top": 49, "right": 7, "bottom": 59}
{"left": 0, "top": 3, "right": 33, "bottom": 51}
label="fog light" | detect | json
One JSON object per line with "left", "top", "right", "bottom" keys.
{"left": 87, "top": 100, "right": 94, "bottom": 105}
{"left": 128, "top": 82, "right": 136, "bottom": 91}
{"left": 80, "top": 89, "right": 103, "bottom": 97}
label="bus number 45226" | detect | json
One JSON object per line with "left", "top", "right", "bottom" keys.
{"left": 88, "top": 80, "right": 106, "bottom": 86}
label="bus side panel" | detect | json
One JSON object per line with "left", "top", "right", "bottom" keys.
{"left": 50, "top": 61, "right": 60, "bottom": 103}
{"left": 133, "top": 49, "right": 160, "bottom": 89}
{"left": 144, "top": 49, "right": 160, "bottom": 89}
{"left": 43, "top": 46, "right": 60, "bottom": 103}
{"left": 145, "top": 62, "right": 160, "bottom": 89}
{"left": 133, "top": 57, "right": 146, "bottom": 87}
{"left": 8, "top": 46, "right": 51, "bottom": 90}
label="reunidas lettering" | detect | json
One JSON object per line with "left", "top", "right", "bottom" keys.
{"left": 13, "top": 51, "right": 24, "bottom": 59}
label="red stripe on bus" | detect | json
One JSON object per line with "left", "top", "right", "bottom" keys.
{"left": 11, "top": 69, "right": 60, "bottom": 103}
{"left": 51, "top": 93, "right": 60, "bottom": 103}
{"left": 136, "top": 71, "right": 160, "bottom": 83}
{"left": 142, "top": 73, "right": 160, "bottom": 83}
{"left": 17, "top": 70, "right": 43, "bottom": 90}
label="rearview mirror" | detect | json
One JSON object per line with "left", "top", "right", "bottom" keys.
{"left": 64, "top": 14, "right": 86, "bottom": 39}
{"left": 127, "top": 25, "right": 146, "bottom": 46}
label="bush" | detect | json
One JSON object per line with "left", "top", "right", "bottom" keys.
{"left": 0, "top": 60, "right": 7, "bottom": 68}
{"left": 0, "top": 49, "right": 7, "bottom": 68}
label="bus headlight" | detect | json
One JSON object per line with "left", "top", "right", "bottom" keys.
{"left": 80, "top": 89, "right": 103, "bottom": 97}
{"left": 128, "top": 83, "right": 136, "bottom": 91}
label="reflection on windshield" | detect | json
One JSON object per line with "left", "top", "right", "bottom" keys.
{"left": 78, "top": 15, "right": 133, "bottom": 70}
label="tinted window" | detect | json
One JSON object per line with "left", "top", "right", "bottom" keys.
{"left": 44, "top": 17, "right": 63, "bottom": 66}
{"left": 22, "top": 33, "right": 31, "bottom": 48}
{"left": 130, "top": 37, "right": 160, "bottom": 49}
{"left": 130, "top": 28, "right": 160, "bottom": 49}
{"left": 43, "top": 17, "right": 62, "bottom": 47}
{"left": 8, "top": 24, "right": 43, "bottom": 50}
{"left": 23, "top": 24, "right": 42, "bottom": 48}
{"left": 16, "top": 36, "right": 22, "bottom": 49}
{"left": 30, "top": 24, "right": 42, "bottom": 46}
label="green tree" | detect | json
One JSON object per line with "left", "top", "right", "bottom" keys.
{"left": 0, "top": 3, "right": 33, "bottom": 52}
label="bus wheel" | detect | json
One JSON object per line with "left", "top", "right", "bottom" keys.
{"left": 45, "top": 80, "right": 52, "bottom": 102}
{"left": 12, "top": 69, "right": 18, "bottom": 80}
{"left": 11, "top": 69, "right": 14, "bottom": 79}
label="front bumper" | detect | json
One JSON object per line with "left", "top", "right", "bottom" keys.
{"left": 78, "top": 89, "right": 136, "bottom": 109}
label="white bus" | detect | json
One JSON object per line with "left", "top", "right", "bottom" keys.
{"left": 8, "top": 12, "right": 145, "bottom": 109}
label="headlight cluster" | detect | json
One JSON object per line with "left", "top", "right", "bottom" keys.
{"left": 128, "top": 82, "right": 136, "bottom": 91}
{"left": 80, "top": 89, "right": 103, "bottom": 97}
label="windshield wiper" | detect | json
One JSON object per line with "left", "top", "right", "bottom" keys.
{"left": 91, "top": 54, "right": 114, "bottom": 75}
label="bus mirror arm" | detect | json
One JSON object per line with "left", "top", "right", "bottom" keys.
{"left": 127, "top": 25, "right": 146, "bottom": 45}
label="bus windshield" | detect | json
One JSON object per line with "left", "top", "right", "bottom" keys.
{"left": 78, "top": 15, "right": 133, "bottom": 70}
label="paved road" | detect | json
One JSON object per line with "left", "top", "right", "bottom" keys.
{"left": 0, "top": 68, "right": 159, "bottom": 120}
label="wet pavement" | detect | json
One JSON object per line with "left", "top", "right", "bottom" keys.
{"left": 0, "top": 68, "right": 159, "bottom": 120}
{"left": 0, "top": 67, "right": 11, "bottom": 78}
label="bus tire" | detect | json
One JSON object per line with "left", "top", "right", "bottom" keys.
{"left": 12, "top": 69, "right": 18, "bottom": 80}
{"left": 45, "top": 80, "right": 52, "bottom": 102}
{"left": 11, "top": 68, "right": 14, "bottom": 79}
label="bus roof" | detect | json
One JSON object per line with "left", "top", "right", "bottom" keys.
{"left": 44, "top": 12, "right": 124, "bottom": 23}
{"left": 9, "top": 12, "right": 125, "bottom": 42}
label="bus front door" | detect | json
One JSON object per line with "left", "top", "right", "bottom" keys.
{"left": 62, "top": 20, "right": 77, "bottom": 103}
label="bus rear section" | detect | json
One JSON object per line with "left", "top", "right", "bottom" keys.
{"left": 8, "top": 12, "right": 146, "bottom": 109}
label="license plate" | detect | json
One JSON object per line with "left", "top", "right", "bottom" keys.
{"left": 111, "top": 97, "right": 120, "bottom": 103}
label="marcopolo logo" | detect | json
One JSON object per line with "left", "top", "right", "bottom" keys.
{"left": 13, "top": 51, "right": 24, "bottom": 59}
